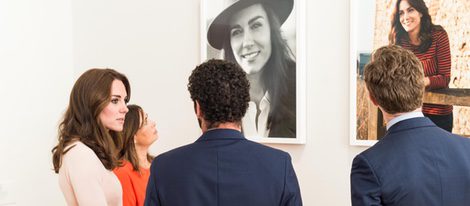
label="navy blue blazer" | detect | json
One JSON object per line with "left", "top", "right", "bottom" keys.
{"left": 144, "top": 129, "right": 302, "bottom": 206}
{"left": 351, "top": 117, "right": 470, "bottom": 206}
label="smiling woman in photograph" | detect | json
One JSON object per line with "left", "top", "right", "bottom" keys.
{"left": 389, "top": 0, "right": 453, "bottom": 132}
{"left": 207, "top": 0, "right": 297, "bottom": 138}
{"left": 52, "top": 68, "right": 131, "bottom": 206}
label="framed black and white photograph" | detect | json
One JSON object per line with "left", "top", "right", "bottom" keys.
{"left": 201, "top": 0, "right": 306, "bottom": 144}
{"left": 350, "top": 0, "right": 470, "bottom": 146}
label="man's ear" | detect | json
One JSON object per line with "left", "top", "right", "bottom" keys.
{"left": 195, "top": 101, "right": 202, "bottom": 118}
{"left": 368, "top": 90, "right": 379, "bottom": 106}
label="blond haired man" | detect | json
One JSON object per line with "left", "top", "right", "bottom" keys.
{"left": 351, "top": 45, "right": 470, "bottom": 206}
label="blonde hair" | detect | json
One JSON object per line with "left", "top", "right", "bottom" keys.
{"left": 364, "top": 45, "right": 424, "bottom": 114}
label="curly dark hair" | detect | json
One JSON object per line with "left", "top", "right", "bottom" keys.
{"left": 188, "top": 59, "right": 250, "bottom": 129}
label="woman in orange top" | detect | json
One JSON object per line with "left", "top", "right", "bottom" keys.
{"left": 114, "top": 104, "right": 158, "bottom": 206}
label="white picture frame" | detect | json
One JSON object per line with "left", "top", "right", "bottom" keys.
{"left": 350, "top": 0, "right": 380, "bottom": 146}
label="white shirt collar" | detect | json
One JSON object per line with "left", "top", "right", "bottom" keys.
{"left": 242, "top": 92, "right": 271, "bottom": 137}
{"left": 386, "top": 111, "right": 424, "bottom": 130}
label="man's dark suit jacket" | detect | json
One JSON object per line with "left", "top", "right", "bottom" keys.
{"left": 351, "top": 117, "right": 470, "bottom": 206}
{"left": 144, "top": 129, "right": 302, "bottom": 206}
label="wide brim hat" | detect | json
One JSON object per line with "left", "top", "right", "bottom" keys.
{"left": 207, "top": 0, "right": 294, "bottom": 50}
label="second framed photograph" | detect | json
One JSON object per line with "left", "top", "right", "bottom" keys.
{"left": 350, "top": 0, "right": 470, "bottom": 146}
{"left": 200, "top": 0, "right": 306, "bottom": 144}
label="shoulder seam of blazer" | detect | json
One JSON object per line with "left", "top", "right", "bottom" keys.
{"left": 359, "top": 154, "right": 382, "bottom": 188}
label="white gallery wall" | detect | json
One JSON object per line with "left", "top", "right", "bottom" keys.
{"left": 0, "top": 0, "right": 73, "bottom": 205}
{"left": 1, "top": 0, "right": 366, "bottom": 205}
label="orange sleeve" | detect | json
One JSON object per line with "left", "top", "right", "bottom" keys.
{"left": 114, "top": 166, "right": 137, "bottom": 206}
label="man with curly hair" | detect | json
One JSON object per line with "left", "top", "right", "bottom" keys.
{"left": 144, "top": 59, "right": 302, "bottom": 206}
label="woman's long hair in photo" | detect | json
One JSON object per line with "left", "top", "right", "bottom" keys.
{"left": 223, "top": 3, "right": 296, "bottom": 130}
{"left": 389, "top": 0, "right": 443, "bottom": 52}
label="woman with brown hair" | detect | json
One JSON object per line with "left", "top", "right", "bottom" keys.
{"left": 207, "top": 0, "right": 296, "bottom": 138}
{"left": 389, "top": 0, "right": 453, "bottom": 132}
{"left": 114, "top": 104, "right": 158, "bottom": 206}
{"left": 52, "top": 68, "right": 131, "bottom": 206}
